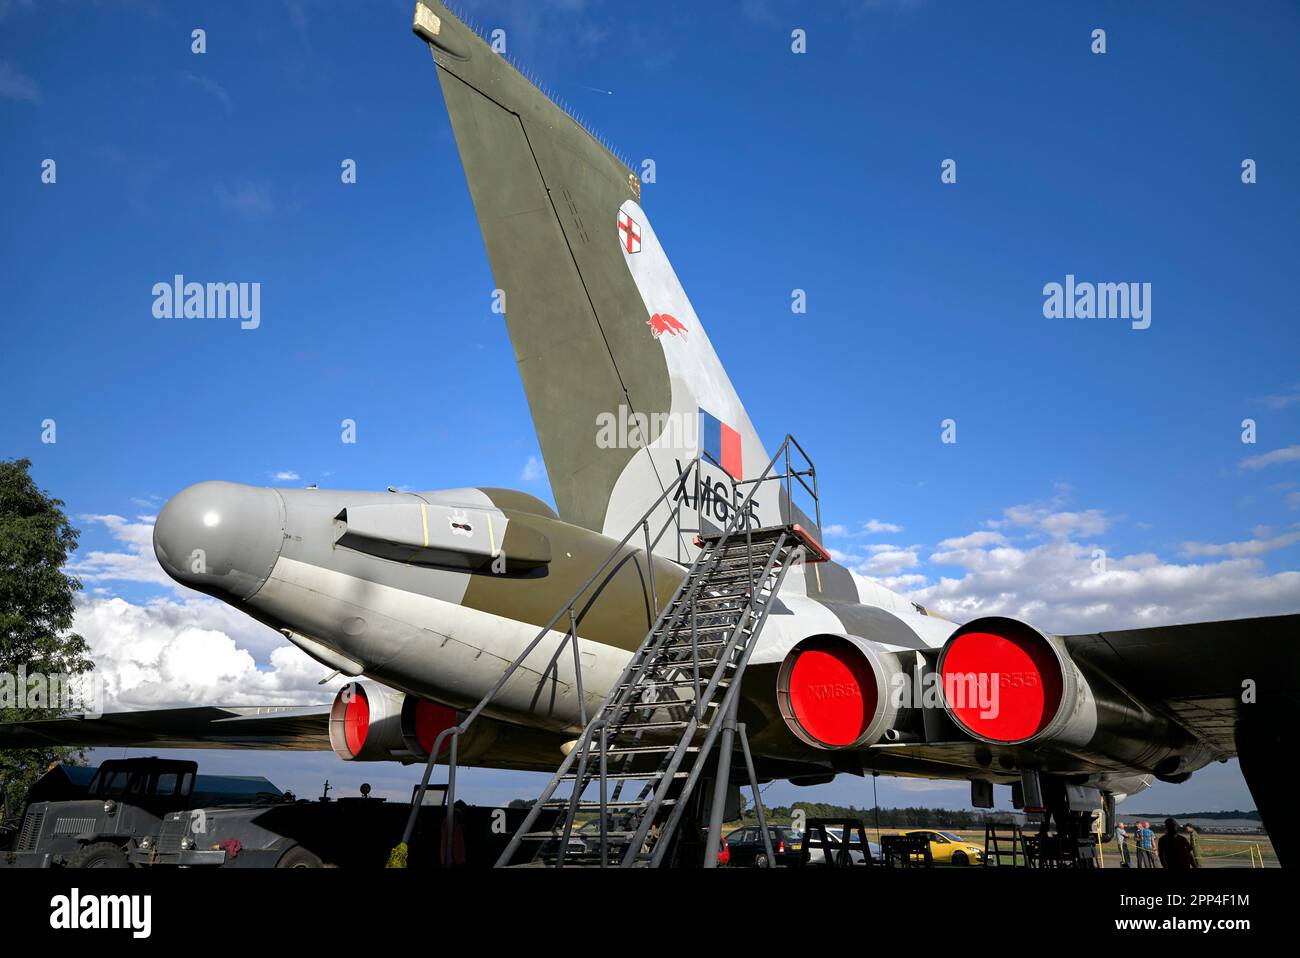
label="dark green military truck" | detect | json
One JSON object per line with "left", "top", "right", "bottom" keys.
{"left": 132, "top": 788, "right": 550, "bottom": 868}
{"left": 2, "top": 757, "right": 280, "bottom": 868}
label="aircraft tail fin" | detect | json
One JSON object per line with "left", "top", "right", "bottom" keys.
{"left": 414, "top": 2, "right": 777, "bottom": 541}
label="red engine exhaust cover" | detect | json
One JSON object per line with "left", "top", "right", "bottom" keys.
{"left": 329, "top": 680, "right": 457, "bottom": 761}
{"left": 402, "top": 696, "right": 457, "bottom": 757}
{"left": 938, "top": 618, "right": 1064, "bottom": 744}
{"left": 777, "top": 636, "right": 884, "bottom": 749}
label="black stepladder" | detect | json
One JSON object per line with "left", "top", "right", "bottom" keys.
{"left": 984, "top": 821, "right": 1029, "bottom": 868}
{"left": 396, "top": 435, "right": 825, "bottom": 868}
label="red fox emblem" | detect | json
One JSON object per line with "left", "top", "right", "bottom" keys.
{"left": 647, "top": 312, "right": 688, "bottom": 340}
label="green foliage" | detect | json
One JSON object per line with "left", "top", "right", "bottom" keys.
{"left": 1138, "top": 809, "right": 1260, "bottom": 821}
{"left": 0, "top": 459, "right": 94, "bottom": 814}
{"left": 742, "top": 801, "right": 1011, "bottom": 829}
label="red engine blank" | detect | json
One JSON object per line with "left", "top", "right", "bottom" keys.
{"left": 940, "top": 625, "right": 1063, "bottom": 743}
{"left": 785, "top": 637, "right": 877, "bottom": 747}
{"left": 342, "top": 685, "right": 371, "bottom": 757}
{"left": 410, "top": 698, "right": 457, "bottom": 756}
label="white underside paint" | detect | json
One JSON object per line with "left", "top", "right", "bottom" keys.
{"left": 253, "top": 556, "right": 631, "bottom": 733}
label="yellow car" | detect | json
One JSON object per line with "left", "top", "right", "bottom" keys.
{"left": 902, "top": 830, "right": 985, "bottom": 866}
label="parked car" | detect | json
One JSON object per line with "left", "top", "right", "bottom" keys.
{"left": 803, "top": 825, "right": 882, "bottom": 866}
{"left": 901, "top": 829, "right": 985, "bottom": 865}
{"left": 723, "top": 825, "right": 804, "bottom": 867}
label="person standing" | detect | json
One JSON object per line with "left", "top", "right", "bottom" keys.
{"left": 1159, "top": 818, "right": 1195, "bottom": 870}
{"left": 1116, "top": 821, "right": 1133, "bottom": 867}
{"left": 1184, "top": 824, "right": 1202, "bottom": 868}
{"left": 1137, "top": 821, "right": 1158, "bottom": 868}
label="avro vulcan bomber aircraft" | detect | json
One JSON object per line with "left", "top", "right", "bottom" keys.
{"left": 5, "top": 2, "right": 1297, "bottom": 865}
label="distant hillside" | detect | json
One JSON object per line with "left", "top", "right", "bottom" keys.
{"left": 739, "top": 801, "right": 1022, "bottom": 829}
{"left": 739, "top": 802, "right": 1262, "bottom": 828}
{"left": 1125, "top": 809, "right": 1261, "bottom": 821}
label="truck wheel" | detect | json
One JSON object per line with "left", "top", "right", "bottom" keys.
{"left": 67, "top": 842, "right": 129, "bottom": 869}
{"left": 276, "top": 846, "right": 324, "bottom": 869}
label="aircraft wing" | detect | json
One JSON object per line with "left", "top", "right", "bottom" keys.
{"left": 0, "top": 706, "right": 333, "bottom": 751}
{"left": 0, "top": 701, "right": 575, "bottom": 773}
{"left": 1061, "top": 612, "right": 1300, "bottom": 760}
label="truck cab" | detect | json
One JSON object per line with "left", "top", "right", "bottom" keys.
{"left": 2, "top": 757, "right": 198, "bottom": 868}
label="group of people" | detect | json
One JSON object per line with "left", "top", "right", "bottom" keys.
{"left": 1116, "top": 818, "right": 1201, "bottom": 869}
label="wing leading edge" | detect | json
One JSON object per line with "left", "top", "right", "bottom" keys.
{"left": 0, "top": 706, "right": 333, "bottom": 751}
{"left": 1063, "top": 612, "right": 1300, "bottom": 759}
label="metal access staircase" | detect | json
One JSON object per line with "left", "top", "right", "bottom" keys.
{"left": 498, "top": 520, "right": 813, "bottom": 867}
{"left": 394, "top": 435, "right": 823, "bottom": 869}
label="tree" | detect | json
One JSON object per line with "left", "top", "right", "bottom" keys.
{"left": 0, "top": 459, "right": 94, "bottom": 815}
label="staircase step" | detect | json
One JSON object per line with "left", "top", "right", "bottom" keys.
{"left": 520, "top": 830, "right": 639, "bottom": 841}
{"left": 560, "top": 770, "right": 688, "bottom": 782}
{"left": 653, "top": 637, "right": 732, "bottom": 650}
{"left": 653, "top": 621, "right": 737, "bottom": 637}
{"left": 655, "top": 618, "right": 746, "bottom": 634}
{"left": 676, "top": 590, "right": 749, "bottom": 601}
{"left": 704, "top": 566, "right": 773, "bottom": 581}
{"left": 630, "top": 657, "right": 733, "bottom": 672}
{"left": 616, "top": 719, "right": 702, "bottom": 732}
{"left": 606, "top": 744, "right": 700, "bottom": 756}
{"left": 710, "top": 550, "right": 779, "bottom": 563}
{"left": 712, "top": 548, "right": 781, "bottom": 562}
{"left": 642, "top": 655, "right": 738, "bottom": 670}
{"left": 608, "top": 698, "right": 722, "bottom": 716}
{"left": 618, "top": 670, "right": 733, "bottom": 686}
{"left": 541, "top": 798, "right": 674, "bottom": 810}
{"left": 641, "top": 646, "right": 741, "bottom": 663}
{"left": 652, "top": 624, "right": 745, "bottom": 643}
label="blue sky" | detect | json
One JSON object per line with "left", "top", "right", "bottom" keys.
{"left": 2, "top": 0, "right": 1298, "bottom": 812}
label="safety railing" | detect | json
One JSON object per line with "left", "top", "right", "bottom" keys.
{"left": 500, "top": 434, "right": 820, "bottom": 867}
{"left": 394, "top": 435, "right": 820, "bottom": 866}
{"left": 395, "top": 454, "right": 703, "bottom": 861}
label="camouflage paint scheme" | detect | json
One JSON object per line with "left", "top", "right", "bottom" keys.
{"left": 6, "top": 3, "right": 1298, "bottom": 819}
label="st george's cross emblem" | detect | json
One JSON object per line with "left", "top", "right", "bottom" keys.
{"left": 617, "top": 210, "right": 641, "bottom": 254}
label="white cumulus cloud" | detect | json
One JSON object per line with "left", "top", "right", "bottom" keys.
{"left": 911, "top": 536, "right": 1300, "bottom": 634}
{"left": 863, "top": 519, "right": 902, "bottom": 534}
{"left": 1240, "top": 445, "right": 1300, "bottom": 471}
{"left": 1181, "top": 528, "right": 1300, "bottom": 558}
{"left": 521, "top": 456, "right": 546, "bottom": 482}
{"left": 74, "top": 595, "right": 339, "bottom": 711}
{"left": 69, "top": 514, "right": 172, "bottom": 588}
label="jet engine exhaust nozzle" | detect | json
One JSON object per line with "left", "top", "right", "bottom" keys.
{"left": 775, "top": 635, "right": 903, "bottom": 750}
{"left": 937, "top": 617, "right": 1068, "bottom": 745}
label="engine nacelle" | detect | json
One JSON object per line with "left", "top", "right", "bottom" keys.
{"left": 775, "top": 634, "right": 907, "bottom": 749}
{"left": 328, "top": 680, "right": 458, "bottom": 761}
{"left": 937, "top": 616, "right": 1084, "bottom": 746}
{"left": 935, "top": 616, "right": 1207, "bottom": 774}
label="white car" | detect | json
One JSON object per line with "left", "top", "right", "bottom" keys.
{"left": 803, "top": 826, "right": 883, "bottom": 866}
